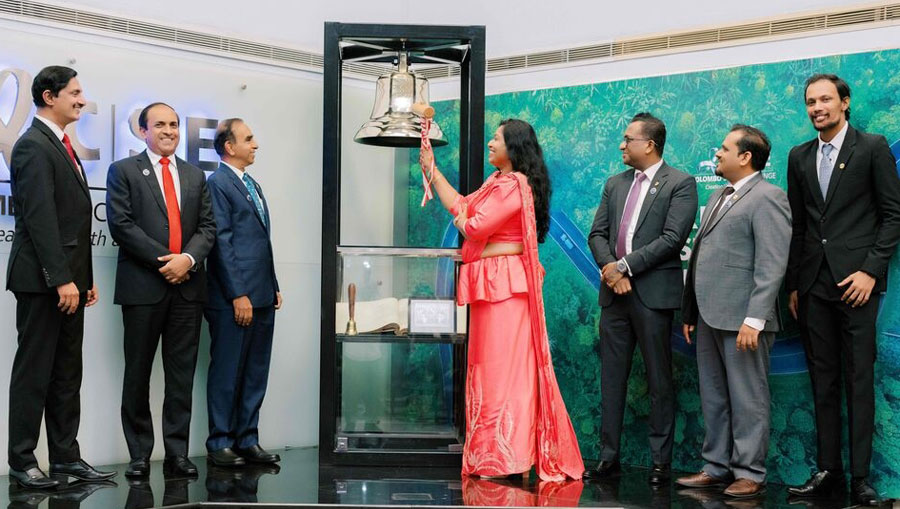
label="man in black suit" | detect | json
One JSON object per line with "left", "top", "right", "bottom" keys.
{"left": 5, "top": 66, "right": 115, "bottom": 488}
{"left": 106, "top": 102, "right": 216, "bottom": 478}
{"left": 585, "top": 112, "right": 698, "bottom": 484}
{"left": 785, "top": 74, "right": 900, "bottom": 506}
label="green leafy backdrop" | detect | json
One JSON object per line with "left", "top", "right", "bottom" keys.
{"left": 406, "top": 49, "right": 900, "bottom": 494}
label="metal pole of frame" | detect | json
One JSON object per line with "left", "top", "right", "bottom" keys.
{"left": 319, "top": 21, "right": 341, "bottom": 464}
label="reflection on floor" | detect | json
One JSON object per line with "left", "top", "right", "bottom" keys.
{"left": 0, "top": 448, "right": 893, "bottom": 508}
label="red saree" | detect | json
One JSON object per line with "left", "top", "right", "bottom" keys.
{"left": 452, "top": 171, "right": 584, "bottom": 482}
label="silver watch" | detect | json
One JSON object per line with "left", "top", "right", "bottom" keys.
{"left": 616, "top": 259, "right": 628, "bottom": 274}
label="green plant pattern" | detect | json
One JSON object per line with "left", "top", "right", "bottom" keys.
{"left": 405, "top": 49, "right": 900, "bottom": 494}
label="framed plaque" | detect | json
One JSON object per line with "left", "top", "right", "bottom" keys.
{"left": 408, "top": 298, "right": 456, "bottom": 334}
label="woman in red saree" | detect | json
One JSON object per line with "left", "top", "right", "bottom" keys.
{"left": 420, "top": 119, "right": 584, "bottom": 481}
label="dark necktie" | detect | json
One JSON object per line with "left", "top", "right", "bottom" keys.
{"left": 160, "top": 157, "right": 182, "bottom": 254}
{"left": 699, "top": 186, "right": 735, "bottom": 239}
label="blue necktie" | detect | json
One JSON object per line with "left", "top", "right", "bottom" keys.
{"left": 242, "top": 173, "right": 267, "bottom": 227}
{"left": 819, "top": 143, "right": 835, "bottom": 198}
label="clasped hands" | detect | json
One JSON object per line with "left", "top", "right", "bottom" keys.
{"left": 601, "top": 262, "right": 631, "bottom": 295}
{"left": 158, "top": 253, "right": 192, "bottom": 284}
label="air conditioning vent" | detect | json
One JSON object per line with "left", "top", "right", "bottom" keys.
{"left": 176, "top": 30, "right": 222, "bottom": 51}
{"left": 827, "top": 8, "right": 882, "bottom": 28}
{"left": 568, "top": 43, "right": 614, "bottom": 62}
{"left": 620, "top": 36, "right": 669, "bottom": 55}
{"left": 669, "top": 29, "right": 719, "bottom": 48}
{"left": 126, "top": 20, "right": 176, "bottom": 42}
{"left": 526, "top": 50, "right": 566, "bottom": 67}
{"left": 770, "top": 15, "right": 826, "bottom": 35}
{"left": 888, "top": 4, "right": 900, "bottom": 19}
{"left": 719, "top": 22, "right": 771, "bottom": 42}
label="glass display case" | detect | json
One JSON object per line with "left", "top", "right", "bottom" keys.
{"left": 320, "top": 22, "right": 485, "bottom": 466}
{"left": 334, "top": 247, "right": 465, "bottom": 454}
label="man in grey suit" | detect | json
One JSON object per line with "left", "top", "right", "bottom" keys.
{"left": 106, "top": 102, "right": 216, "bottom": 478}
{"left": 677, "top": 125, "right": 791, "bottom": 498}
{"left": 586, "top": 112, "right": 698, "bottom": 484}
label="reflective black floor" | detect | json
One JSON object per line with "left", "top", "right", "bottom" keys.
{"left": 0, "top": 448, "right": 893, "bottom": 508}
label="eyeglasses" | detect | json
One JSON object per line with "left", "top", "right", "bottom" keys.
{"left": 623, "top": 136, "right": 652, "bottom": 145}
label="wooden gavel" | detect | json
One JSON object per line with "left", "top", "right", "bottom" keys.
{"left": 411, "top": 102, "right": 434, "bottom": 119}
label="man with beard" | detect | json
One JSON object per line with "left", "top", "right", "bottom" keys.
{"left": 586, "top": 112, "right": 697, "bottom": 485}
{"left": 678, "top": 125, "right": 790, "bottom": 498}
{"left": 785, "top": 74, "right": 900, "bottom": 506}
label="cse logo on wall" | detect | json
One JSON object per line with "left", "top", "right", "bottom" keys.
{"left": 0, "top": 67, "right": 222, "bottom": 255}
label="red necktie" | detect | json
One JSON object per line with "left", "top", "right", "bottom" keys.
{"left": 160, "top": 157, "right": 182, "bottom": 254}
{"left": 61, "top": 134, "right": 82, "bottom": 179}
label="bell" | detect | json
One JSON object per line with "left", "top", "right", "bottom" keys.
{"left": 354, "top": 53, "right": 447, "bottom": 147}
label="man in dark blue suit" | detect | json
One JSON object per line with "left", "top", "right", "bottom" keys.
{"left": 205, "top": 118, "right": 282, "bottom": 467}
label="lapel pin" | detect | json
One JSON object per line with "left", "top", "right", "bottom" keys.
{"left": 649, "top": 188, "right": 657, "bottom": 195}
{"left": 246, "top": 195, "right": 252, "bottom": 201}
{"left": 142, "top": 169, "right": 150, "bottom": 176}
{"left": 839, "top": 163, "right": 846, "bottom": 169}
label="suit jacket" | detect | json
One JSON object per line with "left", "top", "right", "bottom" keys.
{"left": 588, "top": 162, "right": 698, "bottom": 309}
{"left": 786, "top": 125, "right": 900, "bottom": 295}
{"left": 106, "top": 150, "right": 216, "bottom": 305}
{"left": 205, "top": 164, "right": 279, "bottom": 309}
{"left": 6, "top": 119, "right": 93, "bottom": 293}
{"left": 682, "top": 173, "right": 791, "bottom": 332}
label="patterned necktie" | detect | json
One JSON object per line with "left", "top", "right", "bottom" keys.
{"left": 819, "top": 143, "right": 835, "bottom": 198}
{"left": 616, "top": 171, "right": 647, "bottom": 259}
{"left": 160, "top": 157, "right": 182, "bottom": 254}
{"left": 243, "top": 173, "right": 267, "bottom": 227}
{"left": 61, "top": 133, "right": 82, "bottom": 180}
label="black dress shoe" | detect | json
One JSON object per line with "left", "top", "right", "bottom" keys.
{"left": 850, "top": 477, "right": 879, "bottom": 506}
{"left": 582, "top": 460, "right": 621, "bottom": 480}
{"left": 234, "top": 444, "right": 281, "bottom": 464}
{"left": 163, "top": 456, "right": 198, "bottom": 478}
{"left": 49, "top": 459, "right": 117, "bottom": 481}
{"left": 208, "top": 447, "right": 247, "bottom": 467}
{"left": 8, "top": 467, "right": 60, "bottom": 489}
{"left": 648, "top": 463, "right": 671, "bottom": 485}
{"left": 786, "top": 470, "right": 843, "bottom": 497}
{"left": 125, "top": 458, "right": 150, "bottom": 478}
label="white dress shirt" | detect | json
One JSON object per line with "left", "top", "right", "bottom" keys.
{"left": 708, "top": 171, "right": 766, "bottom": 331}
{"left": 146, "top": 150, "right": 195, "bottom": 267}
{"left": 35, "top": 114, "right": 65, "bottom": 142}
{"left": 816, "top": 121, "right": 848, "bottom": 170}
{"left": 146, "top": 149, "right": 182, "bottom": 210}
{"left": 222, "top": 161, "right": 246, "bottom": 180}
{"left": 35, "top": 115, "right": 82, "bottom": 175}
{"left": 619, "top": 159, "right": 663, "bottom": 275}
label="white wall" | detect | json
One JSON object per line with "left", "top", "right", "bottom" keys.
{"left": 0, "top": 18, "right": 390, "bottom": 474}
